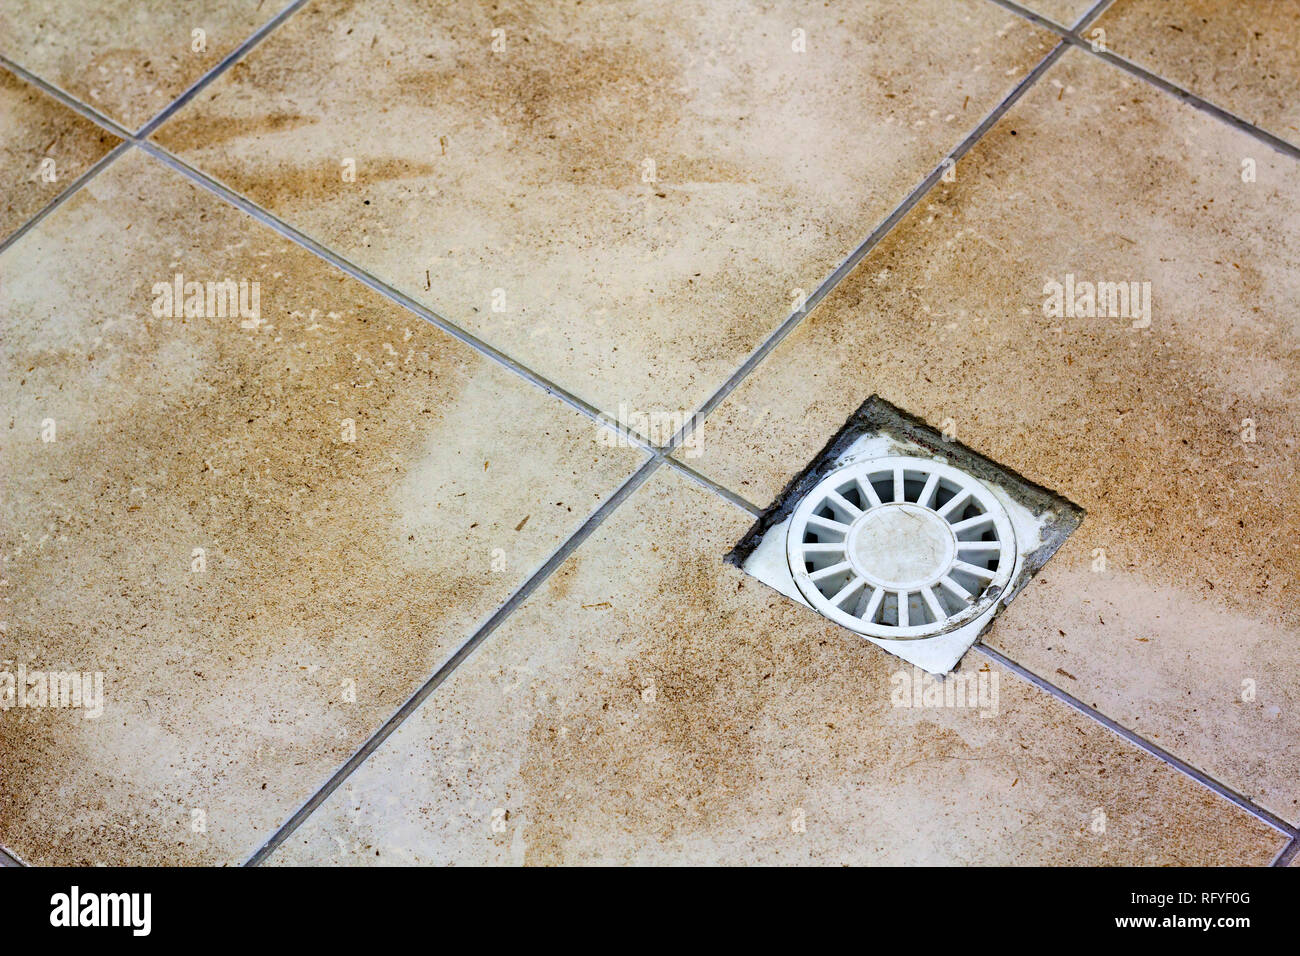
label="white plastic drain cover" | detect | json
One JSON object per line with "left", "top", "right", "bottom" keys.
{"left": 731, "top": 397, "right": 1082, "bottom": 673}
{"left": 786, "top": 456, "right": 1015, "bottom": 640}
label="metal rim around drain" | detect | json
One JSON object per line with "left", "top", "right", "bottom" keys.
{"left": 785, "top": 455, "right": 1016, "bottom": 640}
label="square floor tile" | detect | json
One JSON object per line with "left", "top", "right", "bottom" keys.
{"left": 269, "top": 468, "right": 1283, "bottom": 865}
{"left": 0, "top": 0, "right": 296, "bottom": 131}
{"left": 0, "top": 148, "right": 642, "bottom": 865}
{"left": 154, "top": 0, "right": 1056, "bottom": 429}
{"left": 0, "top": 68, "right": 120, "bottom": 245}
{"left": 1095, "top": 0, "right": 1300, "bottom": 149}
{"left": 688, "top": 47, "right": 1300, "bottom": 823}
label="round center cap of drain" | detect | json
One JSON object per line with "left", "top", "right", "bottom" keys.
{"left": 845, "top": 503, "right": 955, "bottom": 589}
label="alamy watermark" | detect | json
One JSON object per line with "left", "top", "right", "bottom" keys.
{"left": 890, "top": 665, "right": 998, "bottom": 718}
{"left": 1042, "top": 273, "right": 1151, "bottom": 328}
{"left": 151, "top": 273, "right": 262, "bottom": 328}
{"left": 598, "top": 402, "right": 703, "bottom": 457}
{"left": 0, "top": 664, "right": 104, "bottom": 719}
{"left": 50, "top": 886, "right": 150, "bottom": 936}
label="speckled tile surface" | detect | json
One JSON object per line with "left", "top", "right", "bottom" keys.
{"left": 1096, "top": 0, "right": 1300, "bottom": 149}
{"left": 0, "top": 149, "right": 641, "bottom": 865}
{"left": 153, "top": 0, "right": 1056, "bottom": 426}
{"left": 268, "top": 468, "right": 1284, "bottom": 865}
{"left": 0, "top": 0, "right": 295, "bottom": 131}
{"left": 689, "top": 47, "right": 1300, "bottom": 824}
{"left": 1, "top": 1, "right": 1294, "bottom": 869}
{"left": 1020, "top": 0, "right": 1096, "bottom": 28}
{"left": 0, "top": 69, "right": 120, "bottom": 244}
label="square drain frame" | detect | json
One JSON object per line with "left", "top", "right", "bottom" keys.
{"left": 727, "top": 396, "right": 1083, "bottom": 674}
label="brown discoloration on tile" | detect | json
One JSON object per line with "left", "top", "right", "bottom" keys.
{"left": 1097, "top": 0, "right": 1300, "bottom": 148}
{"left": 691, "top": 48, "right": 1300, "bottom": 821}
{"left": 0, "top": 0, "right": 295, "bottom": 131}
{"left": 156, "top": 0, "right": 1056, "bottom": 422}
{"left": 158, "top": 109, "right": 317, "bottom": 152}
{"left": 0, "top": 150, "right": 640, "bottom": 865}
{"left": 0, "top": 70, "right": 119, "bottom": 243}
{"left": 270, "top": 470, "right": 1284, "bottom": 865}
{"left": 191, "top": 155, "right": 443, "bottom": 214}
{"left": 515, "top": 546, "right": 779, "bottom": 864}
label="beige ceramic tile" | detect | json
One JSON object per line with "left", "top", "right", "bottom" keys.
{"left": 270, "top": 468, "right": 1283, "bottom": 865}
{"left": 0, "top": 0, "right": 295, "bottom": 131}
{"left": 155, "top": 0, "right": 1056, "bottom": 428}
{"left": 1096, "top": 0, "right": 1300, "bottom": 148}
{"left": 0, "top": 149, "right": 642, "bottom": 865}
{"left": 1020, "top": 0, "right": 1096, "bottom": 28}
{"left": 690, "top": 47, "right": 1300, "bottom": 823}
{"left": 0, "top": 69, "right": 120, "bottom": 244}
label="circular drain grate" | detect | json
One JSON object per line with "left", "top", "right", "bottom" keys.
{"left": 786, "top": 455, "right": 1016, "bottom": 640}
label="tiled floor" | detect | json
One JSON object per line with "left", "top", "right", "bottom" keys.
{"left": 0, "top": 0, "right": 297, "bottom": 131}
{"left": 0, "top": 68, "right": 120, "bottom": 245}
{"left": 270, "top": 469, "right": 1280, "bottom": 866}
{"left": 1, "top": 0, "right": 1296, "bottom": 866}
{"left": 693, "top": 43, "right": 1300, "bottom": 826}
{"left": 153, "top": 0, "right": 1056, "bottom": 423}
{"left": 1095, "top": 0, "right": 1300, "bottom": 149}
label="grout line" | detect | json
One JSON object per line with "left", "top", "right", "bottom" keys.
{"left": 665, "top": 39, "right": 1070, "bottom": 455}
{"left": 0, "top": 845, "right": 23, "bottom": 867}
{"left": 662, "top": 457, "right": 762, "bottom": 515}
{"left": 0, "top": 141, "right": 132, "bottom": 257}
{"left": 1078, "top": 45, "right": 1300, "bottom": 161}
{"left": 977, "top": 644, "right": 1298, "bottom": 838}
{"left": 135, "top": 0, "right": 314, "bottom": 138}
{"left": 0, "top": 0, "right": 313, "bottom": 262}
{"left": 1273, "top": 836, "right": 1299, "bottom": 868}
{"left": 0, "top": 54, "right": 132, "bottom": 139}
{"left": 135, "top": 141, "right": 660, "bottom": 455}
{"left": 244, "top": 454, "right": 662, "bottom": 865}
{"left": 985, "top": 0, "right": 1300, "bottom": 161}
{"left": 1069, "top": 0, "right": 1118, "bottom": 32}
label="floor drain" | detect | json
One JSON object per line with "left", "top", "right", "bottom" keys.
{"left": 729, "top": 397, "right": 1082, "bottom": 673}
{"left": 788, "top": 455, "right": 1015, "bottom": 640}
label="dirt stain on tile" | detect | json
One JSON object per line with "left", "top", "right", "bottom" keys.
{"left": 157, "top": 109, "right": 318, "bottom": 152}
{"left": 0, "top": 70, "right": 120, "bottom": 243}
